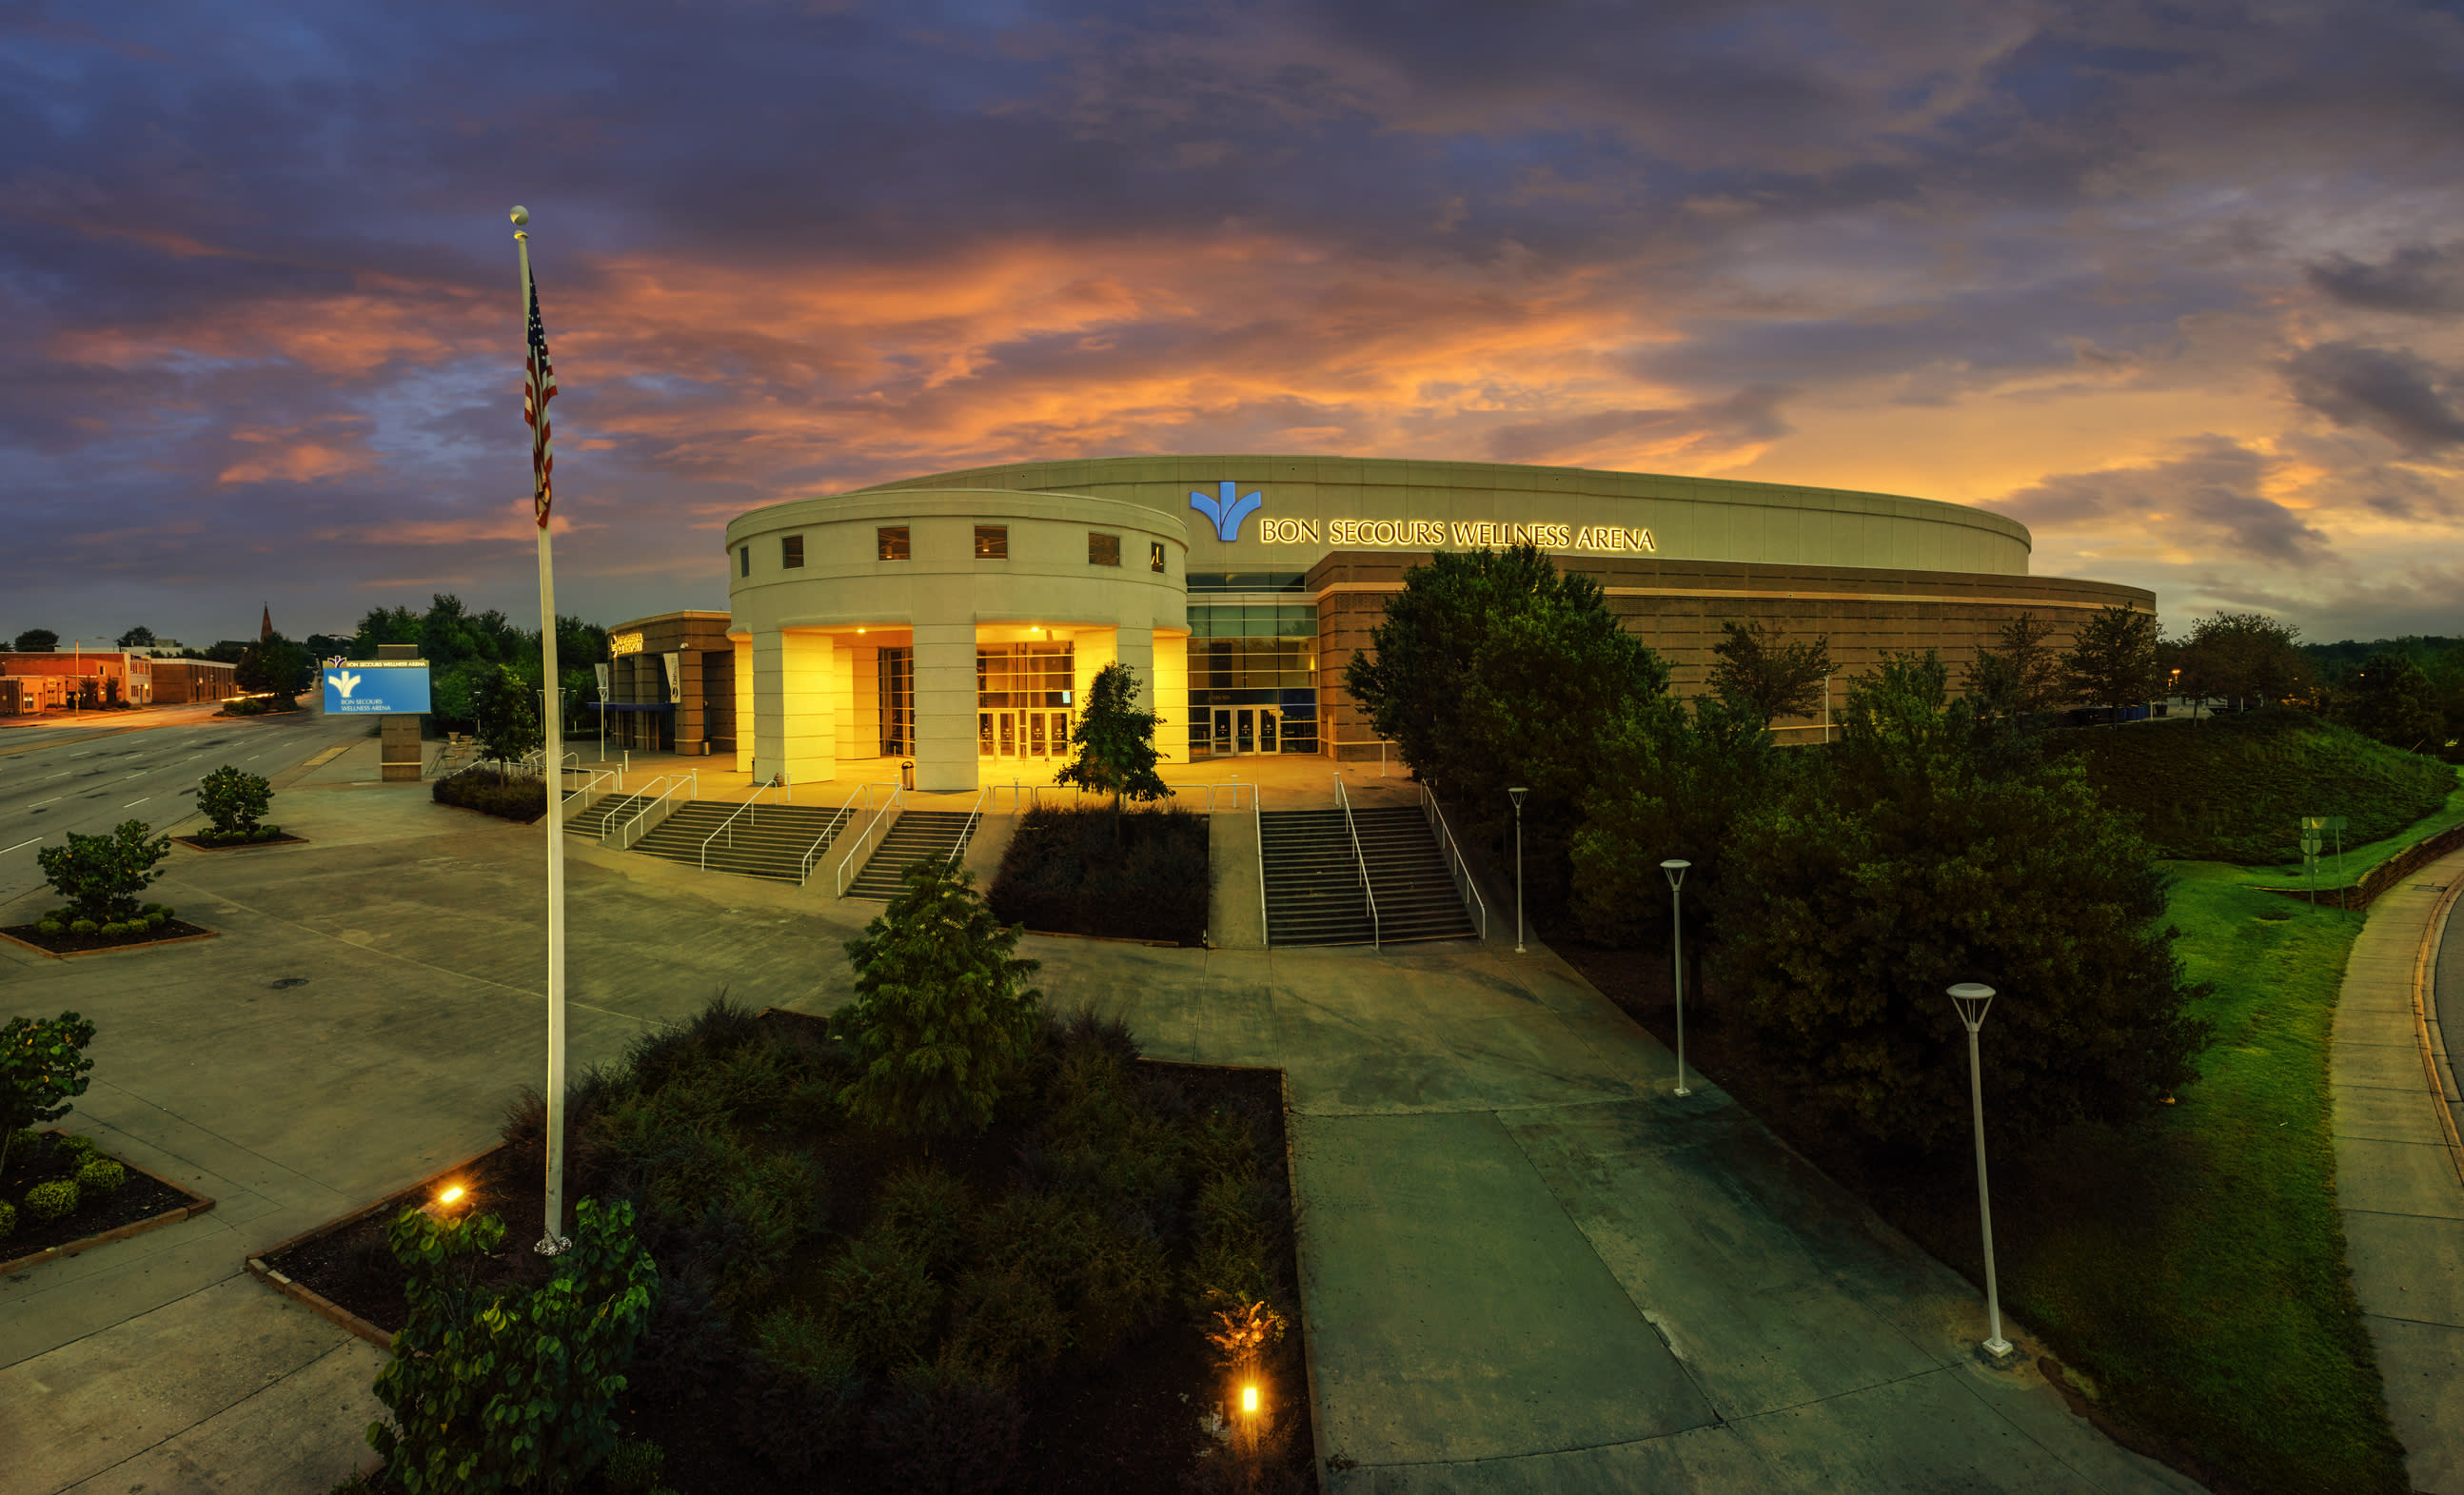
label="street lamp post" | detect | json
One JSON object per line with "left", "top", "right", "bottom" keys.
{"left": 1508, "top": 787, "right": 1528, "bottom": 953}
{"left": 1662, "top": 859, "right": 1691, "bottom": 1096}
{"left": 1948, "top": 982, "right": 2013, "bottom": 1358}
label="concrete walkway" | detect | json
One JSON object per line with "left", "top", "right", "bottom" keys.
{"left": 2332, "top": 849, "right": 2464, "bottom": 1494}
{"left": 3, "top": 764, "right": 2200, "bottom": 1494}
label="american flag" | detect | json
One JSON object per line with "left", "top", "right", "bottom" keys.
{"left": 524, "top": 271, "right": 558, "bottom": 528}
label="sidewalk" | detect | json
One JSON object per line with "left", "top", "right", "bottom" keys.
{"left": 2332, "top": 848, "right": 2464, "bottom": 1493}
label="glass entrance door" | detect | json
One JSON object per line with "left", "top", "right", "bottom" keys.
{"left": 1213, "top": 706, "right": 1280, "bottom": 756}
{"left": 983, "top": 709, "right": 1071, "bottom": 760}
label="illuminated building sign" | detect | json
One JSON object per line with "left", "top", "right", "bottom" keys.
{"left": 1256, "top": 517, "right": 1655, "bottom": 553}
{"left": 610, "top": 631, "right": 644, "bottom": 657}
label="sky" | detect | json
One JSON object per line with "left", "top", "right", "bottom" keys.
{"left": 6, "top": 0, "right": 2462, "bottom": 650}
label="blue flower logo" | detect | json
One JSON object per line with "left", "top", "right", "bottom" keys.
{"left": 1190, "top": 481, "right": 1263, "bottom": 542}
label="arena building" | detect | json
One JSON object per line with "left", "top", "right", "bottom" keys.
{"left": 710, "top": 456, "right": 2152, "bottom": 792}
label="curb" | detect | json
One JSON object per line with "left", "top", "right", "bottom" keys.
{"left": 2409, "top": 865, "right": 2464, "bottom": 1189}
{"left": 244, "top": 1142, "right": 508, "bottom": 1355}
{"left": 0, "top": 1132, "right": 218, "bottom": 1277}
{"left": 172, "top": 833, "right": 310, "bottom": 853}
{"left": 0, "top": 927, "right": 220, "bottom": 961}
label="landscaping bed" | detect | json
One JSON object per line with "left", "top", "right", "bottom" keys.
{"left": 433, "top": 768, "right": 547, "bottom": 823}
{"left": 3, "top": 914, "right": 213, "bottom": 957}
{"left": 272, "top": 1003, "right": 1314, "bottom": 1495}
{"left": 987, "top": 805, "right": 1212, "bottom": 946}
{"left": 1561, "top": 867, "right": 2409, "bottom": 1495}
{"left": 175, "top": 829, "right": 306, "bottom": 851}
{"left": 3, "top": 1130, "right": 211, "bottom": 1270}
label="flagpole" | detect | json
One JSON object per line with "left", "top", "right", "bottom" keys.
{"left": 514, "top": 205, "right": 571, "bottom": 1256}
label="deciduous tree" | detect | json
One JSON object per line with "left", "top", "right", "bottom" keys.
{"left": 1706, "top": 619, "right": 1832, "bottom": 729}
{"left": 1710, "top": 652, "right": 2211, "bottom": 1154}
{"left": 1962, "top": 613, "right": 2066, "bottom": 728}
{"left": 474, "top": 664, "right": 543, "bottom": 766}
{"left": 2340, "top": 653, "right": 2444, "bottom": 753}
{"left": 11, "top": 629, "right": 57, "bottom": 653}
{"left": 36, "top": 820, "right": 170, "bottom": 924}
{"left": 2062, "top": 604, "right": 2164, "bottom": 725}
{"left": 115, "top": 626, "right": 155, "bottom": 649}
{"left": 1055, "top": 660, "right": 1169, "bottom": 820}
{"left": 195, "top": 765, "right": 274, "bottom": 837}
{"left": 0, "top": 1012, "right": 97, "bottom": 1177}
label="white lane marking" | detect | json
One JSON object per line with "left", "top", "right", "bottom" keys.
{"left": 124, "top": 771, "right": 146, "bottom": 778}
{"left": 30, "top": 797, "right": 60, "bottom": 806}
{"left": 0, "top": 837, "right": 39, "bottom": 855}
{"left": 68, "top": 751, "right": 92, "bottom": 757}
{"left": 43, "top": 772, "right": 69, "bottom": 779}
{"left": 122, "top": 797, "right": 149, "bottom": 807}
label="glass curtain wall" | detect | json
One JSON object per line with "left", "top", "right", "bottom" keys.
{"left": 1186, "top": 601, "right": 1317, "bottom": 756}
{"left": 877, "top": 647, "right": 914, "bottom": 756}
{"left": 976, "top": 643, "right": 1074, "bottom": 760}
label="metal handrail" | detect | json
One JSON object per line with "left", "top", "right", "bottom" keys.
{"left": 700, "top": 781, "right": 782, "bottom": 869}
{"left": 612, "top": 774, "right": 688, "bottom": 846}
{"left": 563, "top": 768, "right": 612, "bottom": 805}
{"left": 1254, "top": 781, "right": 1269, "bottom": 946}
{"left": 1334, "top": 774, "right": 1378, "bottom": 950}
{"left": 798, "top": 781, "right": 891, "bottom": 884}
{"left": 951, "top": 785, "right": 989, "bottom": 869}
{"left": 1418, "top": 781, "right": 1488, "bottom": 941}
{"left": 835, "top": 784, "right": 907, "bottom": 896}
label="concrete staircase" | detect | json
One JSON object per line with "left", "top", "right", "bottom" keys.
{"left": 1260, "top": 806, "right": 1479, "bottom": 947}
{"left": 843, "top": 811, "right": 981, "bottom": 899}
{"left": 564, "top": 792, "right": 649, "bottom": 839}
{"left": 631, "top": 800, "right": 855, "bottom": 883}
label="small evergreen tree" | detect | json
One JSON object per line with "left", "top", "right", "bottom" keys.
{"left": 0, "top": 1012, "right": 97, "bottom": 1177}
{"left": 1705, "top": 619, "right": 1832, "bottom": 729}
{"left": 1055, "top": 661, "right": 1168, "bottom": 819}
{"left": 2062, "top": 603, "right": 2164, "bottom": 725}
{"left": 837, "top": 863, "right": 1042, "bottom": 1144}
{"left": 36, "top": 820, "right": 171, "bottom": 924}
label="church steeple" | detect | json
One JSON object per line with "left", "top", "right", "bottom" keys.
{"left": 260, "top": 602, "right": 273, "bottom": 640}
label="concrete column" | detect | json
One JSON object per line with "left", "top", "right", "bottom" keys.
{"left": 913, "top": 623, "right": 976, "bottom": 792}
{"left": 1151, "top": 633, "right": 1187, "bottom": 762}
{"left": 779, "top": 631, "right": 837, "bottom": 785}
{"left": 732, "top": 637, "right": 754, "bottom": 775}
{"left": 1115, "top": 623, "right": 1156, "bottom": 711}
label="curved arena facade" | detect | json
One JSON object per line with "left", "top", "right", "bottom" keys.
{"left": 692, "top": 456, "right": 2151, "bottom": 791}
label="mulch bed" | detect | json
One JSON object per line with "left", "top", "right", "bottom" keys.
{"left": 3, "top": 1131, "right": 210, "bottom": 1270}
{"left": 0, "top": 918, "right": 217, "bottom": 957}
{"left": 174, "top": 831, "right": 308, "bottom": 851}
{"left": 265, "top": 1009, "right": 1316, "bottom": 1495}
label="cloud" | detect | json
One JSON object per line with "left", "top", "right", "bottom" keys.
{"left": 2282, "top": 342, "right": 2464, "bottom": 454}
{"left": 1484, "top": 386, "right": 1791, "bottom": 465}
{"left": 1988, "top": 436, "right": 2332, "bottom": 566}
{"left": 2306, "top": 243, "right": 2464, "bottom": 316}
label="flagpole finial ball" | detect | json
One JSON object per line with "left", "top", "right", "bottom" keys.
{"left": 510, "top": 206, "right": 530, "bottom": 226}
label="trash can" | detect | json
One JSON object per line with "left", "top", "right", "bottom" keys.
{"left": 901, "top": 758, "right": 916, "bottom": 790}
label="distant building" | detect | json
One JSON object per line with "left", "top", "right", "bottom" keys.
{"left": 151, "top": 659, "right": 240, "bottom": 705}
{"left": 0, "top": 649, "right": 152, "bottom": 710}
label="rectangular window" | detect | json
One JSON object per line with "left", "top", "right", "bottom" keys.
{"left": 975, "top": 525, "right": 1009, "bottom": 560}
{"left": 877, "top": 525, "right": 911, "bottom": 561}
{"left": 781, "top": 535, "right": 804, "bottom": 568}
{"left": 1088, "top": 531, "right": 1120, "bottom": 566}
{"left": 738, "top": 545, "right": 750, "bottom": 578}
{"left": 1150, "top": 541, "right": 1166, "bottom": 573}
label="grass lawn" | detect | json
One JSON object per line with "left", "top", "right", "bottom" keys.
{"left": 1971, "top": 864, "right": 2407, "bottom": 1493}
{"left": 2225, "top": 768, "right": 2464, "bottom": 891}
{"left": 1567, "top": 859, "right": 2414, "bottom": 1493}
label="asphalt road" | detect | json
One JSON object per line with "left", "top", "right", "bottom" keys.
{"left": 0, "top": 706, "right": 366, "bottom": 913}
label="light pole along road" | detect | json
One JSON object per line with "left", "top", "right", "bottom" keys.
{"left": 0, "top": 704, "right": 367, "bottom": 913}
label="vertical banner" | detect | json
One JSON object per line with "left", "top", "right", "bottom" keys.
{"left": 662, "top": 651, "right": 684, "bottom": 705}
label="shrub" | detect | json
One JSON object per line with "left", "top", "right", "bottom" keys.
{"left": 99, "top": 922, "right": 127, "bottom": 938}
{"left": 431, "top": 770, "right": 547, "bottom": 824}
{"left": 367, "top": 1197, "right": 658, "bottom": 1495}
{"left": 69, "top": 919, "right": 96, "bottom": 935}
{"left": 145, "top": 912, "right": 166, "bottom": 929}
{"left": 602, "top": 1438, "right": 665, "bottom": 1494}
{"left": 822, "top": 1228, "right": 942, "bottom": 1371}
{"left": 24, "top": 1179, "right": 78, "bottom": 1220}
{"left": 76, "top": 1157, "right": 127, "bottom": 1194}
{"left": 946, "top": 1263, "right": 1069, "bottom": 1377}
{"left": 35, "top": 820, "right": 170, "bottom": 925}
{"left": 736, "top": 1308, "right": 867, "bottom": 1474}
{"left": 0, "top": 1201, "right": 14, "bottom": 1238}
{"left": 628, "top": 1262, "right": 742, "bottom": 1407}
{"left": 865, "top": 1352, "right": 1027, "bottom": 1495}
{"left": 871, "top": 1164, "right": 971, "bottom": 1276}
{"left": 36, "top": 920, "right": 61, "bottom": 936}
{"left": 838, "top": 862, "right": 1042, "bottom": 1142}
{"left": 196, "top": 764, "right": 274, "bottom": 837}
{"left": 986, "top": 805, "right": 1212, "bottom": 945}
{"left": 1, "top": 1013, "right": 97, "bottom": 1177}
